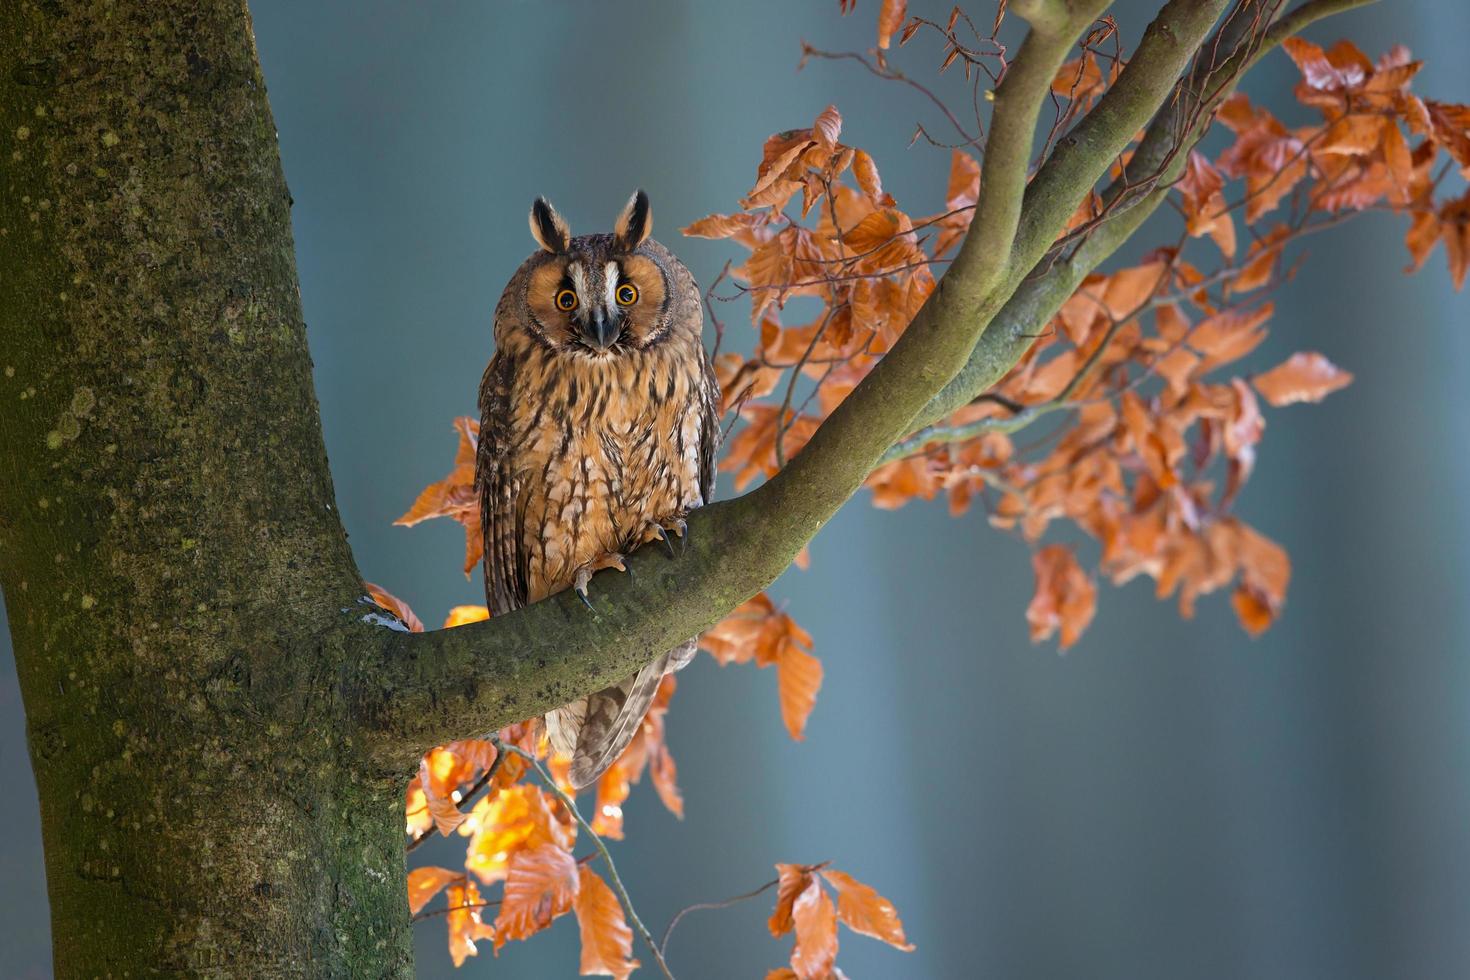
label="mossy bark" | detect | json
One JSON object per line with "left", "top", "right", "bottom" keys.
{"left": 0, "top": 2, "right": 414, "bottom": 974}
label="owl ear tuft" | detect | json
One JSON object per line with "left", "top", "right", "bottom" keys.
{"left": 613, "top": 189, "right": 652, "bottom": 252}
{"left": 529, "top": 197, "right": 571, "bottom": 254}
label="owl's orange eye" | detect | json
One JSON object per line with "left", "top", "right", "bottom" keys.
{"left": 615, "top": 283, "right": 638, "bottom": 306}
{"left": 555, "top": 289, "right": 578, "bottom": 311}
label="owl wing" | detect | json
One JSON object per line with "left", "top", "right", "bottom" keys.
{"left": 697, "top": 351, "right": 722, "bottom": 507}
{"left": 477, "top": 351, "right": 527, "bottom": 616}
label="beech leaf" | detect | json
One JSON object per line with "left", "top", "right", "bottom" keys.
{"left": 1252, "top": 352, "right": 1354, "bottom": 406}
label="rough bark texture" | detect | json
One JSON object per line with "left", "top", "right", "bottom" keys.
{"left": 0, "top": 0, "right": 1372, "bottom": 974}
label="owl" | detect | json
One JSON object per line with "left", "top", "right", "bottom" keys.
{"left": 476, "top": 190, "right": 721, "bottom": 789}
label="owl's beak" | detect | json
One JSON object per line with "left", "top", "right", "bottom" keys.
{"left": 583, "top": 310, "right": 621, "bottom": 351}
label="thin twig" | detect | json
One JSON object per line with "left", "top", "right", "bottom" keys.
{"left": 801, "top": 45, "right": 984, "bottom": 148}
{"left": 657, "top": 860, "right": 832, "bottom": 960}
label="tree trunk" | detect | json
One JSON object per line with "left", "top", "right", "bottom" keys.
{"left": 0, "top": 2, "right": 415, "bottom": 973}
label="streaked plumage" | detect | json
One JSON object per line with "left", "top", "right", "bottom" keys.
{"left": 477, "top": 191, "right": 720, "bottom": 788}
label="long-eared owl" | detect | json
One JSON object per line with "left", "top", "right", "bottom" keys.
{"left": 476, "top": 190, "right": 720, "bottom": 788}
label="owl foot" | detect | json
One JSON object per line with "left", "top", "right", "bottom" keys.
{"left": 637, "top": 516, "right": 688, "bottom": 559}
{"left": 572, "top": 553, "right": 627, "bottom": 609}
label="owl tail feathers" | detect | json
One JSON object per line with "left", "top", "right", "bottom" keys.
{"left": 545, "top": 639, "right": 699, "bottom": 789}
{"left": 565, "top": 655, "right": 668, "bottom": 790}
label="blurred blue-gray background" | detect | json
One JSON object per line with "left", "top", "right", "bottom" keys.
{"left": 4, "top": 2, "right": 1469, "bottom": 977}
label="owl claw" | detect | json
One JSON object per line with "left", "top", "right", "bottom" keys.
{"left": 571, "top": 553, "right": 627, "bottom": 610}
{"left": 640, "top": 516, "right": 688, "bottom": 559}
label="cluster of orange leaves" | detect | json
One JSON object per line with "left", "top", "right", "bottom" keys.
{"left": 691, "top": 33, "right": 1468, "bottom": 652}
{"left": 764, "top": 863, "right": 913, "bottom": 979}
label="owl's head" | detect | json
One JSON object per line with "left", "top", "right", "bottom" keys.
{"left": 511, "top": 190, "right": 693, "bottom": 357}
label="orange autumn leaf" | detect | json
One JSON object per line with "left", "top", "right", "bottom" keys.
{"left": 812, "top": 104, "right": 843, "bottom": 151}
{"left": 1252, "top": 352, "right": 1354, "bottom": 406}
{"left": 790, "top": 876, "right": 839, "bottom": 980}
{"left": 464, "top": 783, "right": 575, "bottom": 884}
{"left": 416, "top": 739, "right": 500, "bottom": 837}
{"left": 407, "top": 866, "right": 463, "bottom": 915}
{"left": 1403, "top": 188, "right": 1470, "bottom": 289}
{"left": 396, "top": 416, "right": 478, "bottom": 528}
{"left": 777, "top": 640, "right": 823, "bottom": 741}
{"left": 443, "top": 605, "right": 490, "bottom": 628}
{"left": 574, "top": 866, "right": 639, "bottom": 980}
{"left": 417, "top": 751, "right": 469, "bottom": 837}
{"left": 876, "top": 0, "right": 907, "bottom": 49}
{"left": 720, "top": 404, "right": 822, "bottom": 489}
{"left": 1187, "top": 302, "right": 1273, "bottom": 371}
{"left": 492, "top": 842, "right": 580, "bottom": 949}
{"left": 769, "top": 863, "right": 815, "bottom": 937}
{"left": 396, "top": 416, "right": 483, "bottom": 576}
{"left": 1233, "top": 521, "right": 1291, "bottom": 636}
{"left": 1027, "top": 545, "right": 1097, "bottom": 649}
{"left": 702, "top": 594, "right": 823, "bottom": 738}
{"left": 930, "top": 149, "right": 980, "bottom": 256}
{"left": 1216, "top": 94, "right": 1308, "bottom": 223}
{"left": 682, "top": 210, "right": 779, "bottom": 245}
{"left": 1230, "top": 224, "right": 1291, "bottom": 294}
{"left": 364, "top": 581, "right": 424, "bottom": 633}
{"left": 445, "top": 879, "right": 497, "bottom": 967}
{"left": 1177, "top": 150, "right": 1236, "bottom": 258}
{"left": 819, "top": 868, "right": 915, "bottom": 951}
{"left": 852, "top": 148, "right": 893, "bottom": 206}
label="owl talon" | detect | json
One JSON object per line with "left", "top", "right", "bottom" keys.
{"left": 570, "top": 553, "right": 627, "bottom": 610}
{"left": 655, "top": 526, "right": 677, "bottom": 559}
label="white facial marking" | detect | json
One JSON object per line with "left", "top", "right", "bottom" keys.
{"left": 567, "top": 261, "right": 589, "bottom": 323}
{"left": 604, "top": 261, "right": 620, "bottom": 313}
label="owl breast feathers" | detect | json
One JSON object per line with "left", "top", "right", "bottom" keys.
{"left": 476, "top": 190, "right": 720, "bottom": 788}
